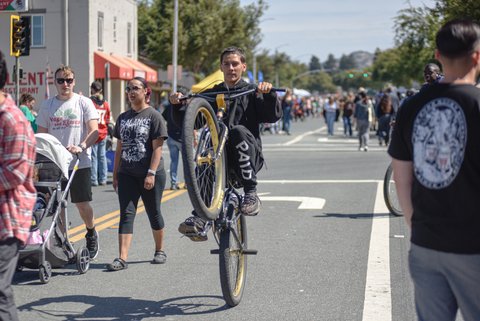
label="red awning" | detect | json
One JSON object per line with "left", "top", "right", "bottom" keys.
{"left": 94, "top": 52, "right": 157, "bottom": 83}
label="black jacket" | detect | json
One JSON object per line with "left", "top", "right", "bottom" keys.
{"left": 172, "top": 79, "right": 282, "bottom": 149}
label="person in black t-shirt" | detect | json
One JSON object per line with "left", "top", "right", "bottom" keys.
{"left": 388, "top": 19, "right": 480, "bottom": 320}
{"left": 107, "top": 77, "right": 168, "bottom": 271}
{"left": 169, "top": 46, "right": 282, "bottom": 241}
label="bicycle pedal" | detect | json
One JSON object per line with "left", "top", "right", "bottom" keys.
{"left": 243, "top": 249, "right": 258, "bottom": 255}
{"left": 210, "top": 249, "right": 220, "bottom": 254}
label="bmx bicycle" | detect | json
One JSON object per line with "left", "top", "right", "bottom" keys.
{"left": 178, "top": 85, "right": 283, "bottom": 306}
{"left": 383, "top": 163, "right": 403, "bottom": 216}
{"left": 382, "top": 118, "right": 403, "bottom": 216}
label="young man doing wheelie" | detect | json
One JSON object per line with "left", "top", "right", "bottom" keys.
{"left": 169, "top": 46, "right": 282, "bottom": 241}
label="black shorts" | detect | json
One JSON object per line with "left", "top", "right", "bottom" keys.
{"left": 62, "top": 167, "right": 92, "bottom": 203}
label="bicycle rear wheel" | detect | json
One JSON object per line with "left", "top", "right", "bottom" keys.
{"left": 383, "top": 163, "right": 403, "bottom": 216}
{"left": 182, "top": 98, "right": 226, "bottom": 221}
{"left": 219, "top": 212, "right": 248, "bottom": 307}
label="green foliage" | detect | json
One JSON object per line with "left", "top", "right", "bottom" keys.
{"left": 323, "top": 54, "right": 338, "bottom": 71}
{"left": 339, "top": 54, "right": 356, "bottom": 70}
{"left": 309, "top": 56, "right": 322, "bottom": 71}
{"left": 139, "top": 0, "right": 267, "bottom": 75}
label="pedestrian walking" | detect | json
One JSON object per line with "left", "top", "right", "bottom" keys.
{"left": 389, "top": 19, "right": 480, "bottom": 321}
{"left": 36, "top": 65, "right": 100, "bottom": 259}
{"left": 18, "top": 93, "right": 37, "bottom": 133}
{"left": 107, "top": 76, "right": 168, "bottom": 271}
{"left": 281, "top": 89, "right": 294, "bottom": 135}
{"left": 0, "top": 50, "right": 36, "bottom": 321}
{"left": 354, "top": 92, "right": 370, "bottom": 151}
{"left": 89, "top": 81, "right": 111, "bottom": 186}
{"left": 162, "top": 103, "right": 182, "bottom": 190}
{"left": 324, "top": 96, "right": 337, "bottom": 136}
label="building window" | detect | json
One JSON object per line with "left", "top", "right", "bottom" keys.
{"left": 98, "top": 12, "right": 104, "bottom": 49}
{"left": 31, "top": 15, "right": 44, "bottom": 47}
{"left": 113, "top": 16, "right": 117, "bottom": 43}
{"left": 127, "top": 22, "right": 132, "bottom": 55}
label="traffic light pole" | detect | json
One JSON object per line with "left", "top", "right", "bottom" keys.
{"left": 15, "top": 56, "right": 20, "bottom": 106}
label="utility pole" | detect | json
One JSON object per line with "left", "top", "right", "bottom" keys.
{"left": 172, "top": 0, "right": 179, "bottom": 92}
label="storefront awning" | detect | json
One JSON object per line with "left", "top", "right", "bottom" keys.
{"left": 94, "top": 52, "right": 158, "bottom": 83}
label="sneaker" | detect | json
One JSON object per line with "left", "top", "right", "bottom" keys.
{"left": 241, "top": 193, "right": 261, "bottom": 216}
{"left": 178, "top": 216, "right": 208, "bottom": 241}
{"left": 170, "top": 183, "right": 179, "bottom": 190}
{"left": 85, "top": 229, "right": 99, "bottom": 259}
{"left": 152, "top": 250, "right": 167, "bottom": 264}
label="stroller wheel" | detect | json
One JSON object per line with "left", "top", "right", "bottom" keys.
{"left": 76, "top": 246, "right": 90, "bottom": 274}
{"left": 39, "top": 261, "right": 52, "bottom": 284}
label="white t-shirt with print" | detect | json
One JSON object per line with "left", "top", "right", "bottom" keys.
{"left": 36, "top": 93, "right": 99, "bottom": 169}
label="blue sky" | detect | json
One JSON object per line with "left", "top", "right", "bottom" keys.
{"left": 240, "top": 0, "right": 436, "bottom": 63}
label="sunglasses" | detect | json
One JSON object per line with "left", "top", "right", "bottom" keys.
{"left": 125, "top": 85, "right": 144, "bottom": 93}
{"left": 56, "top": 78, "right": 74, "bottom": 85}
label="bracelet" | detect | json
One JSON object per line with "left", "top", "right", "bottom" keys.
{"left": 147, "top": 169, "right": 156, "bottom": 176}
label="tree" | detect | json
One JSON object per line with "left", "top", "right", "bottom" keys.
{"left": 138, "top": 0, "right": 268, "bottom": 75}
{"left": 309, "top": 55, "right": 322, "bottom": 71}
{"left": 339, "top": 54, "right": 356, "bottom": 70}
{"left": 434, "top": 0, "right": 480, "bottom": 22}
{"left": 323, "top": 54, "right": 338, "bottom": 71}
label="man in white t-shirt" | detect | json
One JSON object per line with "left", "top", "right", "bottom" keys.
{"left": 37, "top": 66, "right": 100, "bottom": 259}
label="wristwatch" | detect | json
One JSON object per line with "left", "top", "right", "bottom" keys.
{"left": 78, "top": 144, "right": 86, "bottom": 152}
{"left": 147, "top": 169, "right": 156, "bottom": 176}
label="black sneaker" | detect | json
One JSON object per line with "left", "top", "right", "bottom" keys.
{"left": 85, "top": 229, "right": 99, "bottom": 259}
{"left": 178, "top": 216, "right": 208, "bottom": 241}
{"left": 152, "top": 250, "right": 167, "bottom": 264}
{"left": 241, "top": 193, "right": 261, "bottom": 216}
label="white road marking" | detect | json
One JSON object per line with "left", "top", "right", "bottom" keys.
{"left": 259, "top": 196, "right": 325, "bottom": 209}
{"left": 362, "top": 182, "right": 392, "bottom": 321}
{"left": 284, "top": 128, "right": 324, "bottom": 146}
{"left": 259, "top": 179, "right": 381, "bottom": 184}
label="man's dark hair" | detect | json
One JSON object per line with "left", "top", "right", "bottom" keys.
{"left": 90, "top": 81, "right": 103, "bottom": 93}
{"left": 436, "top": 19, "right": 480, "bottom": 59}
{"left": 424, "top": 63, "right": 441, "bottom": 73}
{"left": 359, "top": 92, "right": 367, "bottom": 99}
{"left": 0, "top": 50, "right": 6, "bottom": 90}
{"left": 220, "top": 47, "right": 246, "bottom": 64}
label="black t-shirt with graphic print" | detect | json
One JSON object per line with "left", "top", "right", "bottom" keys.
{"left": 114, "top": 107, "right": 168, "bottom": 177}
{"left": 388, "top": 83, "right": 480, "bottom": 254}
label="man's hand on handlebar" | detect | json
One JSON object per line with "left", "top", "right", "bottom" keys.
{"left": 257, "top": 82, "right": 273, "bottom": 94}
{"left": 169, "top": 92, "right": 185, "bottom": 105}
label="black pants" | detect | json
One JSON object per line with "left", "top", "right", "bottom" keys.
{"left": 0, "top": 238, "right": 20, "bottom": 321}
{"left": 117, "top": 170, "right": 166, "bottom": 234}
{"left": 226, "top": 125, "right": 264, "bottom": 193}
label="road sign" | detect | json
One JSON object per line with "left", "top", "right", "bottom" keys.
{"left": 1, "top": 0, "right": 29, "bottom": 12}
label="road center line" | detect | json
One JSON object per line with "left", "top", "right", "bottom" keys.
{"left": 259, "top": 179, "right": 382, "bottom": 184}
{"left": 68, "top": 189, "right": 187, "bottom": 243}
{"left": 362, "top": 181, "right": 392, "bottom": 321}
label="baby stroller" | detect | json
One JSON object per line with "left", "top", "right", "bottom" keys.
{"left": 17, "top": 133, "right": 90, "bottom": 283}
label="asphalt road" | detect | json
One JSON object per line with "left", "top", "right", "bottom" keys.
{"left": 13, "top": 116, "right": 424, "bottom": 321}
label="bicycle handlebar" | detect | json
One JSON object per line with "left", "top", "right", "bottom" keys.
{"left": 179, "top": 87, "right": 286, "bottom": 102}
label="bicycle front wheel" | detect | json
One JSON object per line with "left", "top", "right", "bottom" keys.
{"left": 383, "top": 163, "right": 403, "bottom": 216}
{"left": 219, "top": 213, "right": 248, "bottom": 307}
{"left": 182, "top": 98, "right": 226, "bottom": 221}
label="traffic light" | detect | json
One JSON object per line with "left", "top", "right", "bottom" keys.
{"left": 348, "top": 73, "right": 354, "bottom": 79}
{"left": 363, "top": 73, "right": 369, "bottom": 78}
{"left": 10, "top": 15, "right": 31, "bottom": 57}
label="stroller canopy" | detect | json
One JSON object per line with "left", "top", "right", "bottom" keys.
{"left": 35, "top": 133, "right": 73, "bottom": 179}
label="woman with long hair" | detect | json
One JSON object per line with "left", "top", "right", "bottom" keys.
{"left": 107, "top": 77, "right": 168, "bottom": 271}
